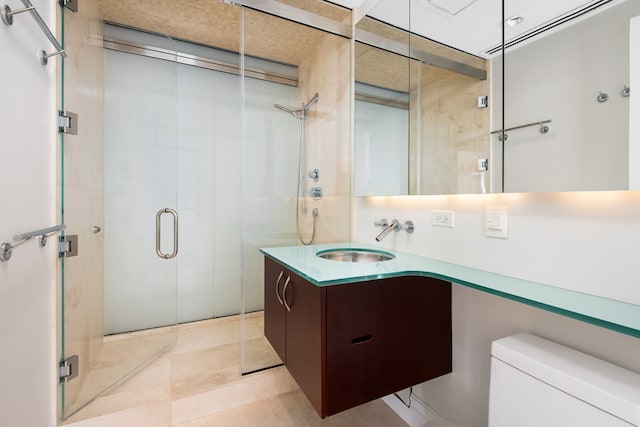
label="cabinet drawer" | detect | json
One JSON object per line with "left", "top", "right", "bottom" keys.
{"left": 325, "top": 276, "right": 452, "bottom": 415}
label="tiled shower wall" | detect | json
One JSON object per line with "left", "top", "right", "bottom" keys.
{"left": 300, "top": 31, "right": 352, "bottom": 242}
{"left": 411, "top": 63, "right": 491, "bottom": 195}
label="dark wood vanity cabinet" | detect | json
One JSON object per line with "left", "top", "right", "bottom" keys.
{"left": 264, "top": 256, "right": 325, "bottom": 412}
{"left": 264, "top": 256, "right": 452, "bottom": 418}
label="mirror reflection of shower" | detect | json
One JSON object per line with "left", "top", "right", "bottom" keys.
{"left": 274, "top": 92, "right": 320, "bottom": 245}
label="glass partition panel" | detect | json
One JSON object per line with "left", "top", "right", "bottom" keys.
{"left": 59, "top": 2, "right": 180, "bottom": 420}
{"left": 103, "top": 0, "right": 247, "bottom": 406}
{"left": 240, "top": 2, "right": 352, "bottom": 374}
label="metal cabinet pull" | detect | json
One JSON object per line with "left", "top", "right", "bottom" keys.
{"left": 155, "top": 208, "right": 178, "bottom": 259}
{"left": 282, "top": 276, "right": 291, "bottom": 312}
{"left": 275, "top": 271, "right": 284, "bottom": 305}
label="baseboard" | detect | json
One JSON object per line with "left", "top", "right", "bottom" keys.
{"left": 382, "top": 391, "right": 444, "bottom": 427}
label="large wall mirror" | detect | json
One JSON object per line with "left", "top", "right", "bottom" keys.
{"left": 354, "top": 0, "right": 640, "bottom": 195}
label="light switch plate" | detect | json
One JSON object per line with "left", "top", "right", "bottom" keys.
{"left": 485, "top": 207, "right": 508, "bottom": 238}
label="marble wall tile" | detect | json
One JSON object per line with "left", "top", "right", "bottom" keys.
{"left": 298, "top": 32, "right": 352, "bottom": 243}
{"left": 415, "top": 63, "right": 490, "bottom": 195}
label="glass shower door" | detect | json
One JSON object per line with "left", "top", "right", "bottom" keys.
{"left": 239, "top": 2, "right": 353, "bottom": 374}
{"left": 59, "top": 2, "right": 179, "bottom": 420}
{"left": 103, "top": 48, "right": 180, "bottom": 335}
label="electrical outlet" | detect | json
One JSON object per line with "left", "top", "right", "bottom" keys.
{"left": 432, "top": 210, "right": 455, "bottom": 227}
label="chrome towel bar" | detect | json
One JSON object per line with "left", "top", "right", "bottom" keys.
{"left": 1, "top": 224, "right": 65, "bottom": 262}
{"left": 1, "top": 0, "right": 67, "bottom": 65}
{"left": 491, "top": 119, "right": 552, "bottom": 142}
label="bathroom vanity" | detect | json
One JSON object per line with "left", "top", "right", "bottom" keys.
{"left": 264, "top": 256, "right": 452, "bottom": 417}
{"left": 262, "top": 242, "right": 640, "bottom": 418}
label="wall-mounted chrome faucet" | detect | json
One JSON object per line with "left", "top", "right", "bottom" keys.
{"left": 374, "top": 218, "right": 414, "bottom": 242}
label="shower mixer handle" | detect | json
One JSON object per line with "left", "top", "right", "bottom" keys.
{"left": 308, "top": 168, "right": 319, "bottom": 182}
{"left": 309, "top": 187, "right": 323, "bottom": 200}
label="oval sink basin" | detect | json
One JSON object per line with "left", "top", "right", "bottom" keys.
{"left": 316, "top": 249, "right": 395, "bottom": 263}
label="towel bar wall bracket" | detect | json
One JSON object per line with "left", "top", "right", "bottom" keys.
{"left": 1, "top": 242, "right": 13, "bottom": 262}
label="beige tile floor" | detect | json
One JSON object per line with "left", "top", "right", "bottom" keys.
{"left": 61, "top": 313, "right": 409, "bottom": 427}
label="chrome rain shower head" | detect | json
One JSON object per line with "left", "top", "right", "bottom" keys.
{"left": 303, "top": 93, "right": 319, "bottom": 111}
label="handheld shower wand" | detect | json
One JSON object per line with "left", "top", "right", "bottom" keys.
{"left": 273, "top": 93, "right": 320, "bottom": 245}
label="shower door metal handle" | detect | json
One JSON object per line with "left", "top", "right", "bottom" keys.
{"left": 155, "top": 208, "right": 178, "bottom": 259}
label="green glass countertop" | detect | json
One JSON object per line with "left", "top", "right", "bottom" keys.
{"left": 260, "top": 243, "right": 640, "bottom": 339}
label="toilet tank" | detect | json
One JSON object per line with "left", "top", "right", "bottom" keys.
{"left": 488, "top": 333, "right": 640, "bottom": 427}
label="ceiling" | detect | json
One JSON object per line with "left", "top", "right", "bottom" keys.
{"left": 330, "top": 0, "right": 625, "bottom": 57}
{"left": 99, "top": 0, "right": 626, "bottom": 69}
{"left": 99, "top": 0, "right": 351, "bottom": 68}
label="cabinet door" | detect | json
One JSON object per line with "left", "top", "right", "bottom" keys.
{"left": 284, "top": 271, "right": 326, "bottom": 416}
{"left": 325, "top": 276, "right": 452, "bottom": 415}
{"left": 264, "top": 257, "right": 286, "bottom": 362}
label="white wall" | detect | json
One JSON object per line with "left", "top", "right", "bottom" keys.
{"left": 353, "top": 192, "right": 640, "bottom": 426}
{"left": 428, "top": 284, "right": 640, "bottom": 427}
{"left": 355, "top": 192, "right": 640, "bottom": 304}
{"left": 0, "top": 0, "right": 57, "bottom": 426}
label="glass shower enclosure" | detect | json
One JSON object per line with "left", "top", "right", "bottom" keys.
{"left": 58, "top": 0, "right": 351, "bottom": 421}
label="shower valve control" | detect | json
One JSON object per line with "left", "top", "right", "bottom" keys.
{"left": 309, "top": 168, "right": 320, "bottom": 182}
{"left": 310, "top": 187, "right": 323, "bottom": 200}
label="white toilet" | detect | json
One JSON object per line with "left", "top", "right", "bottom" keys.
{"left": 424, "top": 332, "right": 640, "bottom": 427}
{"left": 488, "top": 332, "right": 640, "bottom": 427}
